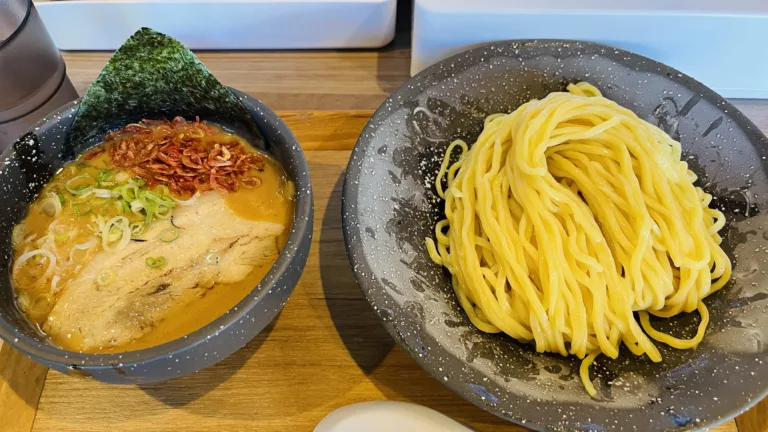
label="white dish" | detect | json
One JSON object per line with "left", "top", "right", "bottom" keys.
{"left": 314, "top": 401, "right": 473, "bottom": 432}
{"left": 36, "top": 0, "right": 396, "bottom": 50}
{"left": 412, "top": 0, "right": 768, "bottom": 98}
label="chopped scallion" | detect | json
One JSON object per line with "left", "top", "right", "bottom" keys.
{"left": 73, "top": 203, "right": 92, "bottom": 216}
{"left": 96, "top": 270, "right": 114, "bottom": 286}
{"left": 130, "top": 222, "right": 145, "bottom": 236}
{"left": 154, "top": 185, "right": 171, "bottom": 197}
{"left": 155, "top": 205, "right": 172, "bottom": 219}
{"left": 145, "top": 256, "right": 167, "bottom": 269}
{"left": 159, "top": 228, "right": 178, "bottom": 243}
{"left": 95, "top": 170, "right": 111, "bottom": 182}
{"left": 65, "top": 175, "right": 95, "bottom": 195}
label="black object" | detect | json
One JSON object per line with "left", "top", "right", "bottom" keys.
{"left": 343, "top": 40, "right": 768, "bottom": 431}
{"left": 0, "top": 0, "right": 77, "bottom": 152}
{"left": 0, "top": 88, "right": 312, "bottom": 383}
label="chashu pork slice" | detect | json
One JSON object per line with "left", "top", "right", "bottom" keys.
{"left": 44, "top": 192, "right": 284, "bottom": 352}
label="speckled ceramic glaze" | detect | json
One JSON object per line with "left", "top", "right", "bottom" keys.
{"left": 0, "top": 88, "right": 312, "bottom": 384}
{"left": 342, "top": 40, "right": 768, "bottom": 431}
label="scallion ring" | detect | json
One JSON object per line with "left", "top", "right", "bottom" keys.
{"left": 155, "top": 205, "right": 172, "bottom": 220}
{"left": 130, "top": 200, "right": 144, "bottom": 214}
{"left": 119, "top": 183, "right": 140, "bottom": 202}
{"left": 40, "top": 193, "right": 62, "bottom": 218}
{"left": 65, "top": 175, "right": 95, "bottom": 195}
{"left": 159, "top": 228, "right": 178, "bottom": 243}
{"left": 145, "top": 256, "right": 167, "bottom": 269}
{"left": 101, "top": 216, "right": 130, "bottom": 251}
{"left": 144, "top": 202, "right": 156, "bottom": 225}
{"left": 53, "top": 225, "right": 70, "bottom": 243}
{"left": 115, "top": 171, "right": 131, "bottom": 183}
{"left": 96, "top": 269, "right": 114, "bottom": 286}
{"left": 130, "top": 222, "right": 145, "bottom": 236}
{"left": 95, "top": 170, "right": 111, "bottom": 182}
{"left": 143, "top": 191, "right": 176, "bottom": 208}
{"left": 11, "top": 225, "right": 24, "bottom": 247}
{"left": 154, "top": 185, "right": 171, "bottom": 197}
{"left": 73, "top": 203, "right": 92, "bottom": 216}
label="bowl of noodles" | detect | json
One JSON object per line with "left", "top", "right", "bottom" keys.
{"left": 0, "top": 29, "right": 313, "bottom": 384}
{"left": 343, "top": 40, "right": 768, "bottom": 431}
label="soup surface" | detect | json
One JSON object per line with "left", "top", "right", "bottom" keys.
{"left": 11, "top": 118, "right": 294, "bottom": 353}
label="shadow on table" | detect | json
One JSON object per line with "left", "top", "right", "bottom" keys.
{"left": 319, "top": 173, "right": 395, "bottom": 375}
{"left": 318, "top": 173, "right": 511, "bottom": 431}
{"left": 141, "top": 319, "right": 275, "bottom": 407}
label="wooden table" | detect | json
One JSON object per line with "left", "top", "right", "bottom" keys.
{"left": 1, "top": 47, "right": 767, "bottom": 432}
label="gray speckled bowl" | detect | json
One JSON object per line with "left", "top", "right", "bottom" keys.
{"left": 0, "top": 88, "right": 312, "bottom": 384}
{"left": 343, "top": 40, "right": 768, "bottom": 431}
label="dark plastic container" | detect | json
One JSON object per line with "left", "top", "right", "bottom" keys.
{"left": 0, "top": 0, "right": 77, "bottom": 152}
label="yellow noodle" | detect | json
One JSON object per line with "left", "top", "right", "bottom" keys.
{"left": 426, "top": 82, "right": 732, "bottom": 397}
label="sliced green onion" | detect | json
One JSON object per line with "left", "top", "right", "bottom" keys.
{"left": 130, "top": 222, "right": 145, "bottom": 236}
{"left": 154, "top": 185, "right": 170, "bottom": 197}
{"left": 56, "top": 193, "right": 66, "bottom": 205}
{"left": 90, "top": 197, "right": 110, "bottom": 207}
{"left": 96, "top": 269, "right": 114, "bottom": 286}
{"left": 12, "top": 249, "right": 56, "bottom": 281}
{"left": 119, "top": 183, "right": 140, "bottom": 202}
{"left": 65, "top": 175, "right": 95, "bottom": 195}
{"left": 11, "top": 225, "right": 24, "bottom": 247}
{"left": 155, "top": 205, "right": 172, "bottom": 220}
{"left": 145, "top": 256, "right": 167, "bottom": 268}
{"left": 159, "top": 228, "right": 178, "bottom": 243}
{"left": 107, "top": 225, "right": 123, "bottom": 242}
{"left": 95, "top": 170, "right": 111, "bottom": 182}
{"left": 101, "top": 216, "right": 130, "bottom": 251}
{"left": 73, "top": 203, "right": 92, "bottom": 216}
{"left": 92, "top": 189, "right": 112, "bottom": 199}
{"left": 144, "top": 202, "right": 156, "bottom": 225}
{"left": 129, "top": 200, "right": 144, "bottom": 214}
{"left": 133, "top": 177, "right": 146, "bottom": 187}
{"left": 53, "top": 225, "right": 70, "bottom": 243}
{"left": 143, "top": 191, "right": 176, "bottom": 208}
{"left": 115, "top": 171, "right": 131, "bottom": 183}
{"left": 40, "top": 193, "right": 62, "bottom": 218}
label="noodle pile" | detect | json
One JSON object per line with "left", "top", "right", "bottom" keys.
{"left": 426, "top": 82, "right": 731, "bottom": 396}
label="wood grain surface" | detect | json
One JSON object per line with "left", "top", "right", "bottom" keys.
{"left": 0, "top": 344, "right": 48, "bottom": 432}
{"left": 0, "top": 48, "right": 764, "bottom": 431}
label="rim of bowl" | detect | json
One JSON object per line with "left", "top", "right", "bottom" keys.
{"left": 341, "top": 39, "right": 768, "bottom": 431}
{"left": 0, "top": 89, "right": 313, "bottom": 369}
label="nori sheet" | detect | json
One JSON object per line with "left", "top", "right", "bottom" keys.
{"left": 65, "top": 27, "right": 263, "bottom": 156}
